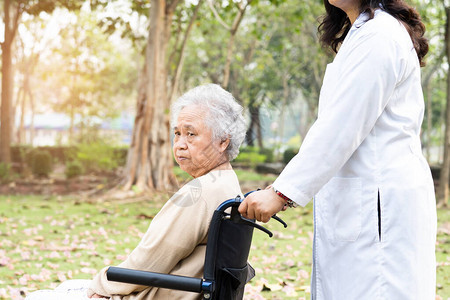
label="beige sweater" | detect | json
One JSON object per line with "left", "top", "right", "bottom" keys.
{"left": 88, "top": 170, "right": 242, "bottom": 300}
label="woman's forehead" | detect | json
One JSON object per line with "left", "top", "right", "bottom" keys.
{"left": 177, "top": 105, "right": 208, "bottom": 121}
{"left": 174, "top": 105, "right": 209, "bottom": 128}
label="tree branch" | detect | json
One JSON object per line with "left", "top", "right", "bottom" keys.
{"left": 167, "top": 0, "right": 181, "bottom": 15}
{"left": 207, "top": 0, "right": 231, "bottom": 31}
{"left": 422, "top": 47, "right": 445, "bottom": 86}
{"left": 167, "top": 16, "right": 183, "bottom": 73}
{"left": 169, "top": 0, "right": 205, "bottom": 102}
{"left": 4, "top": 0, "right": 11, "bottom": 42}
{"left": 10, "top": 2, "right": 23, "bottom": 43}
{"left": 230, "top": 0, "right": 252, "bottom": 34}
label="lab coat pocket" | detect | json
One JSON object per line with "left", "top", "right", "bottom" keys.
{"left": 324, "top": 177, "right": 362, "bottom": 242}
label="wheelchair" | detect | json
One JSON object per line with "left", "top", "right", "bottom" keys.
{"left": 106, "top": 192, "right": 287, "bottom": 300}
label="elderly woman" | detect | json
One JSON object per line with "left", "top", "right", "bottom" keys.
{"left": 25, "top": 84, "right": 247, "bottom": 300}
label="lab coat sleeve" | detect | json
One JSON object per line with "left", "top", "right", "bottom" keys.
{"left": 273, "top": 31, "right": 406, "bottom": 206}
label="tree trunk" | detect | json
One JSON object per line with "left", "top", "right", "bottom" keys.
{"left": 245, "top": 104, "right": 256, "bottom": 146}
{"left": 30, "top": 88, "right": 35, "bottom": 145}
{"left": 278, "top": 72, "right": 289, "bottom": 151}
{"left": 69, "top": 97, "right": 75, "bottom": 143}
{"left": 425, "top": 79, "right": 433, "bottom": 161}
{"left": 17, "top": 87, "right": 25, "bottom": 144}
{"left": 222, "top": 1, "right": 251, "bottom": 89}
{"left": 123, "top": 0, "right": 178, "bottom": 192}
{"left": 0, "top": 0, "right": 18, "bottom": 163}
{"left": 222, "top": 32, "right": 237, "bottom": 89}
{"left": 11, "top": 83, "right": 18, "bottom": 145}
{"left": 244, "top": 102, "right": 264, "bottom": 148}
{"left": 438, "top": 6, "right": 450, "bottom": 207}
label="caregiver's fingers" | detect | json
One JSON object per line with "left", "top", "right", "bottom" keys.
{"left": 239, "top": 189, "right": 285, "bottom": 223}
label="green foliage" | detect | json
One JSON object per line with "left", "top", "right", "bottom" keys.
{"left": 11, "top": 145, "right": 31, "bottom": 164}
{"left": 180, "top": 0, "right": 331, "bottom": 153}
{"left": 8, "top": 0, "right": 446, "bottom": 186}
{"left": 31, "top": 150, "right": 53, "bottom": 178}
{"left": 22, "top": 148, "right": 56, "bottom": 178}
{"left": 74, "top": 141, "right": 120, "bottom": 174}
{"left": 173, "top": 166, "right": 192, "bottom": 182}
{"left": 20, "top": 146, "right": 70, "bottom": 166}
{"left": 25, "top": 0, "right": 83, "bottom": 16}
{"left": 47, "top": 8, "right": 137, "bottom": 146}
{"left": 12, "top": 145, "right": 126, "bottom": 177}
{"left": 259, "top": 147, "right": 275, "bottom": 163}
{"left": 286, "top": 135, "right": 302, "bottom": 149}
{"left": 23, "top": 148, "right": 36, "bottom": 170}
{"left": 234, "top": 168, "right": 277, "bottom": 182}
{"left": 65, "top": 160, "right": 84, "bottom": 179}
{"left": 234, "top": 151, "right": 266, "bottom": 168}
{"left": 234, "top": 151, "right": 265, "bottom": 166}
{"left": 0, "top": 163, "right": 11, "bottom": 182}
{"left": 235, "top": 147, "right": 279, "bottom": 168}
{"left": 114, "top": 147, "right": 129, "bottom": 167}
{"left": 283, "top": 148, "right": 298, "bottom": 164}
{"left": 239, "top": 146, "right": 258, "bottom": 153}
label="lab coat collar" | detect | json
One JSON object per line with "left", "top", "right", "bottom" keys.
{"left": 350, "top": 9, "right": 383, "bottom": 32}
{"left": 351, "top": 12, "right": 369, "bottom": 31}
{"left": 341, "top": 9, "right": 382, "bottom": 52}
{"left": 343, "top": 13, "right": 368, "bottom": 45}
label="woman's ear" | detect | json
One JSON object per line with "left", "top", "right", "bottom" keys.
{"left": 219, "top": 138, "right": 230, "bottom": 153}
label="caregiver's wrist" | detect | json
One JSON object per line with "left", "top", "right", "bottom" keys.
{"left": 273, "top": 187, "right": 298, "bottom": 208}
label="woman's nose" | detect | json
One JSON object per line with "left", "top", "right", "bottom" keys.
{"left": 174, "top": 136, "right": 187, "bottom": 150}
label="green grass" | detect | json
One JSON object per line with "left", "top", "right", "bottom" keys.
{"left": 247, "top": 207, "right": 314, "bottom": 299}
{"left": 436, "top": 207, "right": 450, "bottom": 297}
{"left": 0, "top": 193, "right": 448, "bottom": 299}
{"left": 0, "top": 195, "right": 162, "bottom": 298}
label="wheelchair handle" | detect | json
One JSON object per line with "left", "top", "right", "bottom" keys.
{"left": 107, "top": 267, "right": 205, "bottom": 293}
{"left": 220, "top": 193, "right": 288, "bottom": 238}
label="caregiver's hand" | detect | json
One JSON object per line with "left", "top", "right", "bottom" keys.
{"left": 238, "top": 188, "right": 286, "bottom": 223}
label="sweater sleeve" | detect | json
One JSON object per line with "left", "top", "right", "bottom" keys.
{"left": 273, "top": 31, "right": 405, "bottom": 206}
{"left": 88, "top": 181, "right": 211, "bottom": 297}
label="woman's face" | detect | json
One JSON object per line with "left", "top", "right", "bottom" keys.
{"left": 173, "top": 105, "right": 229, "bottom": 178}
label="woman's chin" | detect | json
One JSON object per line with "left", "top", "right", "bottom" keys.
{"left": 178, "top": 165, "right": 194, "bottom": 177}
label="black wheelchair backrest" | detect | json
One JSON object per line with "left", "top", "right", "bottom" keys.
{"left": 107, "top": 194, "right": 287, "bottom": 300}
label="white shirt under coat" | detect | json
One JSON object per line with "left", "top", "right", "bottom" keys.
{"left": 273, "top": 10, "right": 437, "bottom": 299}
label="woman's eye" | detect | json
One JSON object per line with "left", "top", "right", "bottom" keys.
{"left": 174, "top": 131, "right": 180, "bottom": 136}
{"left": 188, "top": 132, "right": 195, "bottom": 137}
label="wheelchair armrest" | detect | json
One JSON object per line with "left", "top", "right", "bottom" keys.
{"left": 106, "top": 267, "right": 209, "bottom": 293}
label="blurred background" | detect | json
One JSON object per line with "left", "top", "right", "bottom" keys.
{"left": 1, "top": 0, "right": 448, "bottom": 201}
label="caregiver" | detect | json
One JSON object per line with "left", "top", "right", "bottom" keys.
{"left": 239, "top": 0, "right": 437, "bottom": 299}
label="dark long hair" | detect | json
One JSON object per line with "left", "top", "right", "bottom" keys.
{"left": 318, "top": 0, "right": 428, "bottom": 66}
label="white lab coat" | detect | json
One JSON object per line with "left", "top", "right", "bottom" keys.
{"left": 273, "top": 10, "right": 437, "bottom": 300}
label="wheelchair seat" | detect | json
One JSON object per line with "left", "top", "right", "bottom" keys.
{"left": 106, "top": 194, "right": 286, "bottom": 300}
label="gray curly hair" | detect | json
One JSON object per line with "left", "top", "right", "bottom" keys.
{"left": 170, "top": 84, "right": 246, "bottom": 161}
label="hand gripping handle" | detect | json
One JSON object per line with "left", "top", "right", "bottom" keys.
{"left": 243, "top": 190, "right": 288, "bottom": 228}
{"left": 224, "top": 192, "right": 288, "bottom": 237}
